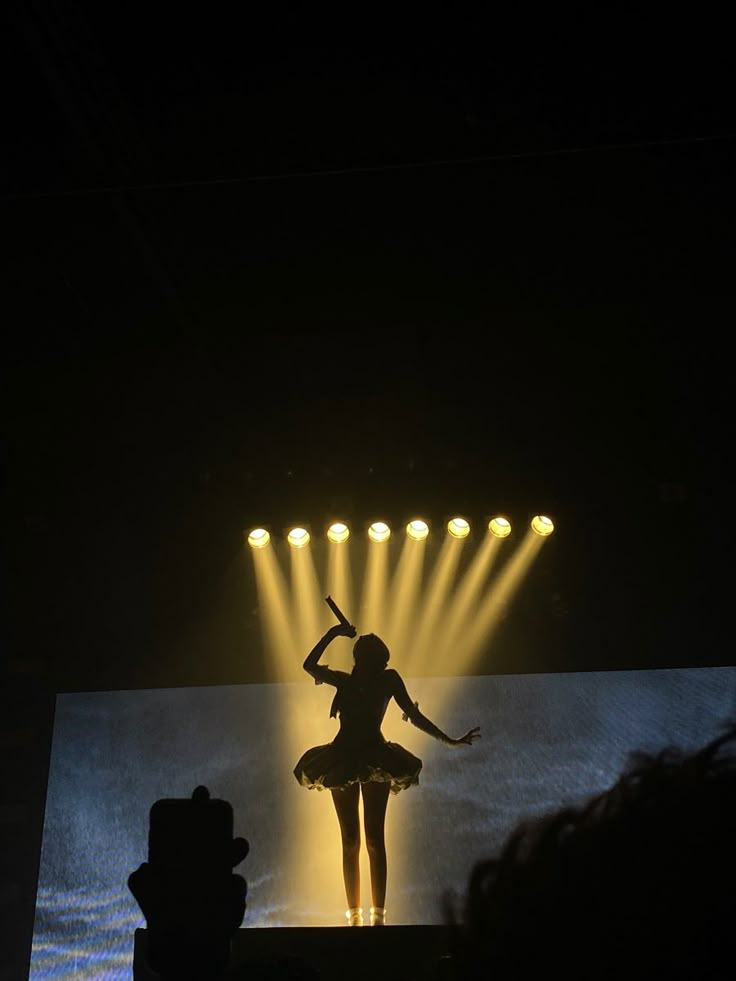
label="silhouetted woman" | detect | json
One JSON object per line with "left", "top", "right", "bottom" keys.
{"left": 294, "top": 620, "right": 481, "bottom": 927}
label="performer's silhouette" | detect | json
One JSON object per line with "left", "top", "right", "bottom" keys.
{"left": 294, "top": 612, "right": 480, "bottom": 927}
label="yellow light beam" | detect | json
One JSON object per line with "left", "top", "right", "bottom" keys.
{"left": 249, "top": 549, "right": 327, "bottom": 923}
{"left": 380, "top": 673, "right": 463, "bottom": 915}
{"left": 326, "top": 540, "right": 355, "bottom": 627}
{"left": 403, "top": 535, "right": 466, "bottom": 674}
{"left": 284, "top": 681, "right": 348, "bottom": 925}
{"left": 289, "top": 536, "right": 361, "bottom": 922}
{"left": 384, "top": 536, "right": 427, "bottom": 663}
{"left": 250, "top": 545, "right": 299, "bottom": 682}
{"left": 360, "top": 539, "right": 391, "bottom": 637}
{"left": 430, "top": 534, "right": 503, "bottom": 670}
{"left": 249, "top": 536, "right": 349, "bottom": 922}
{"left": 454, "top": 529, "right": 545, "bottom": 671}
{"left": 290, "top": 545, "right": 327, "bottom": 654}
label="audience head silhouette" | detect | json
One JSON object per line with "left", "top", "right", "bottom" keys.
{"left": 458, "top": 721, "right": 736, "bottom": 981}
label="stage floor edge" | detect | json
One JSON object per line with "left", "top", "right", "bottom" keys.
{"left": 134, "top": 924, "right": 461, "bottom": 979}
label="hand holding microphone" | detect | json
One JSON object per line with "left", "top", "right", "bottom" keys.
{"left": 325, "top": 596, "right": 357, "bottom": 638}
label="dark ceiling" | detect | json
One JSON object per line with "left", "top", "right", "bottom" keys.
{"left": 3, "top": 5, "right": 735, "bottom": 692}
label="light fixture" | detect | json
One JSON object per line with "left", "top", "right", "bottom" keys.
{"left": 447, "top": 517, "right": 470, "bottom": 539}
{"left": 489, "top": 516, "right": 512, "bottom": 538}
{"left": 531, "top": 515, "right": 555, "bottom": 537}
{"left": 327, "top": 522, "right": 350, "bottom": 544}
{"left": 287, "top": 527, "right": 311, "bottom": 548}
{"left": 368, "top": 521, "right": 391, "bottom": 543}
{"left": 247, "top": 528, "right": 271, "bottom": 549}
{"left": 406, "top": 518, "right": 429, "bottom": 542}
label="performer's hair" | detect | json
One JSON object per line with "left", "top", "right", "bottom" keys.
{"left": 353, "top": 634, "right": 390, "bottom": 672}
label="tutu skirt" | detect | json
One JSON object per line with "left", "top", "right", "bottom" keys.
{"left": 294, "top": 734, "right": 422, "bottom": 795}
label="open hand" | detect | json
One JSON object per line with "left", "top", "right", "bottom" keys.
{"left": 454, "top": 727, "right": 481, "bottom": 746}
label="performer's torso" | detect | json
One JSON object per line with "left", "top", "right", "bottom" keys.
{"left": 334, "top": 672, "right": 391, "bottom": 746}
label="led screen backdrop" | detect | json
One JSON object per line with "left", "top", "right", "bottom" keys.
{"left": 30, "top": 666, "right": 736, "bottom": 979}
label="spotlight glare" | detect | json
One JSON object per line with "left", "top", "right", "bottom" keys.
{"left": 327, "top": 522, "right": 350, "bottom": 544}
{"left": 489, "top": 516, "right": 512, "bottom": 538}
{"left": 406, "top": 519, "right": 429, "bottom": 542}
{"left": 368, "top": 521, "right": 391, "bottom": 543}
{"left": 247, "top": 527, "right": 271, "bottom": 549}
{"left": 531, "top": 515, "right": 555, "bottom": 536}
{"left": 447, "top": 517, "right": 470, "bottom": 539}
{"left": 287, "top": 527, "right": 311, "bottom": 548}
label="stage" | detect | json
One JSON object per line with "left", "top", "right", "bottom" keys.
{"left": 133, "top": 924, "right": 460, "bottom": 979}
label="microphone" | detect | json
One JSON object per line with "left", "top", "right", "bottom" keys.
{"left": 325, "top": 595, "right": 351, "bottom": 628}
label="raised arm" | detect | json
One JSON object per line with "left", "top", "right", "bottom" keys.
{"left": 303, "top": 622, "right": 357, "bottom": 679}
{"left": 388, "top": 669, "right": 481, "bottom": 747}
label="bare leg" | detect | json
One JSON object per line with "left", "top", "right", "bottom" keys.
{"left": 361, "top": 780, "right": 391, "bottom": 910}
{"left": 331, "top": 784, "right": 361, "bottom": 910}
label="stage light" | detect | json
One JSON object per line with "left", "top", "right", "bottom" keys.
{"left": 368, "top": 521, "right": 391, "bottom": 543}
{"left": 447, "top": 517, "right": 470, "bottom": 539}
{"left": 406, "top": 519, "right": 429, "bottom": 542}
{"left": 247, "top": 528, "right": 271, "bottom": 549}
{"left": 287, "top": 527, "right": 311, "bottom": 548}
{"left": 531, "top": 515, "right": 555, "bottom": 536}
{"left": 327, "top": 522, "right": 350, "bottom": 544}
{"left": 489, "top": 516, "right": 511, "bottom": 538}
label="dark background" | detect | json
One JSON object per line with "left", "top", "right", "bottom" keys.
{"left": 1, "top": 6, "right": 735, "bottom": 973}
{"left": 4, "top": 5, "right": 734, "bottom": 694}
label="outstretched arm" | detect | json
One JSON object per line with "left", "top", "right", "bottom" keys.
{"left": 303, "top": 622, "right": 357, "bottom": 679}
{"left": 388, "top": 669, "right": 481, "bottom": 747}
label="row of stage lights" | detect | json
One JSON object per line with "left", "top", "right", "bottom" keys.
{"left": 246, "top": 514, "right": 555, "bottom": 549}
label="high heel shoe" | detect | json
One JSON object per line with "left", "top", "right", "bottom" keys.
{"left": 346, "top": 907, "right": 363, "bottom": 926}
{"left": 369, "top": 906, "right": 386, "bottom": 926}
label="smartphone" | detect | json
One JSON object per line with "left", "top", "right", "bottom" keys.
{"left": 148, "top": 790, "right": 234, "bottom": 879}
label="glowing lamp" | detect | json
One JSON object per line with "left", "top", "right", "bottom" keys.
{"left": 327, "top": 522, "right": 350, "bottom": 544}
{"left": 368, "top": 521, "right": 391, "bottom": 543}
{"left": 489, "top": 516, "right": 512, "bottom": 538}
{"left": 447, "top": 517, "right": 470, "bottom": 539}
{"left": 531, "top": 515, "right": 555, "bottom": 537}
{"left": 287, "top": 527, "right": 311, "bottom": 548}
{"left": 406, "top": 519, "right": 429, "bottom": 542}
{"left": 247, "top": 528, "right": 270, "bottom": 549}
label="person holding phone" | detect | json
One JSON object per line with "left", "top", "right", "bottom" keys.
{"left": 128, "top": 786, "right": 249, "bottom": 978}
{"left": 294, "top": 608, "right": 481, "bottom": 927}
